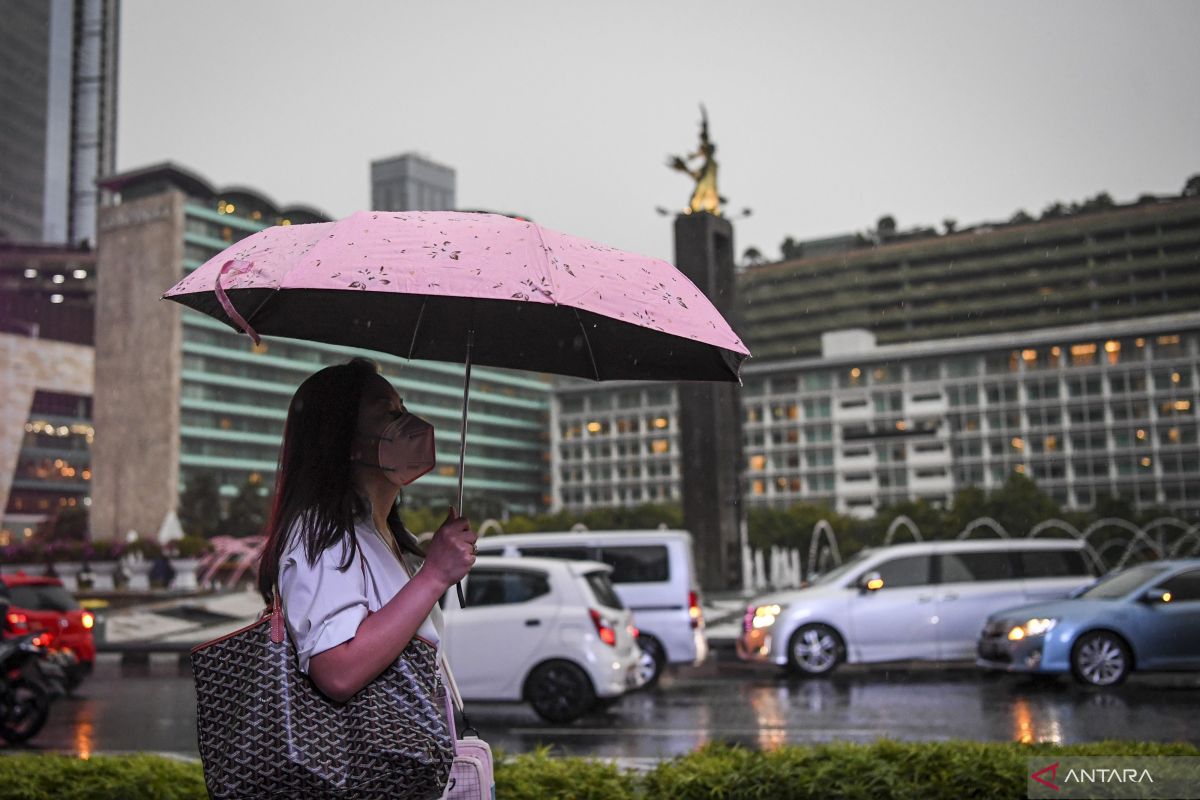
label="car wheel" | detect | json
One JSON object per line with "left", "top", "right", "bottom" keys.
{"left": 787, "top": 624, "right": 844, "bottom": 676}
{"left": 635, "top": 634, "right": 666, "bottom": 688}
{"left": 1071, "top": 631, "right": 1132, "bottom": 687}
{"left": 525, "top": 660, "right": 597, "bottom": 723}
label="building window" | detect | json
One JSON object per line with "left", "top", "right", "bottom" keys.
{"left": 1069, "top": 343, "right": 1098, "bottom": 367}
{"left": 802, "top": 372, "right": 832, "bottom": 391}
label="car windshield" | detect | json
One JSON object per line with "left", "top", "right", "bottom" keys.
{"left": 809, "top": 551, "right": 874, "bottom": 586}
{"left": 8, "top": 584, "right": 80, "bottom": 612}
{"left": 1079, "top": 564, "right": 1172, "bottom": 600}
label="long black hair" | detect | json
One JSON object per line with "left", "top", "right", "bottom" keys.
{"left": 257, "top": 358, "right": 422, "bottom": 604}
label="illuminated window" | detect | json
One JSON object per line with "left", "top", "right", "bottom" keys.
{"left": 752, "top": 480, "right": 765, "bottom": 496}
{"left": 1011, "top": 437, "right": 1025, "bottom": 451}
{"left": 1105, "top": 340, "right": 1121, "bottom": 365}
{"left": 653, "top": 417, "right": 669, "bottom": 429}
{"left": 748, "top": 454, "right": 766, "bottom": 471}
{"left": 1045, "top": 435, "right": 1057, "bottom": 452}
{"left": 651, "top": 439, "right": 670, "bottom": 455}
{"left": 1069, "top": 343, "right": 1097, "bottom": 367}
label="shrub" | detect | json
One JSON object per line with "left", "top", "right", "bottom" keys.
{"left": 0, "top": 741, "right": 1196, "bottom": 800}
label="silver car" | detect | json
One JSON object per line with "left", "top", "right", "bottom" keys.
{"left": 737, "top": 539, "right": 1100, "bottom": 674}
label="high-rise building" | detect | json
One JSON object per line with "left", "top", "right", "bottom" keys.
{"left": 0, "top": 0, "right": 120, "bottom": 246}
{"left": 371, "top": 153, "right": 456, "bottom": 212}
{"left": 551, "top": 192, "right": 1200, "bottom": 520}
{"left": 91, "top": 163, "right": 549, "bottom": 542}
{"left": 741, "top": 196, "right": 1200, "bottom": 360}
{"left": 0, "top": 243, "right": 97, "bottom": 543}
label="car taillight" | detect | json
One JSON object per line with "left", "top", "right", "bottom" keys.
{"left": 30, "top": 635, "right": 47, "bottom": 647}
{"left": 589, "top": 609, "right": 617, "bottom": 647}
{"left": 6, "top": 612, "right": 28, "bottom": 632}
{"left": 688, "top": 590, "right": 702, "bottom": 629}
{"left": 81, "top": 611, "right": 94, "bottom": 630}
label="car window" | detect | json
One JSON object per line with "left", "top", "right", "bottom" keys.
{"left": 595, "top": 546, "right": 669, "bottom": 583}
{"left": 811, "top": 551, "right": 873, "bottom": 585}
{"left": 464, "top": 569, "right": 550, "bottom": 607}
{"left": 8, "top": 584, "right": 79, "bottom": 612}
{"left": 1080, "top": 564, "right": 1172, "bottom": 600}
{"left": 1157, "top": 569, "right": 1200, "bottom": 602}
{"left": 868, "top": 555, "right": 932, "bottom": 589}
{"left": 583, "top": 571, "right": 625, "bottom": 609}
{"left": 518, "top": 546, "right": 591, "bottom": 561}
{"left": 1018, "top": 549, "right": 1091, "bottom": 578}
{"left": 939, "top": 551, "right": 1016, "bottom": 583}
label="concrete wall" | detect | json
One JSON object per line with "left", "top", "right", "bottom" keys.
{"left": 92, "top": 192, "right": 184, "bottom": 541}
{"left": 0, "top": 333, "right": 94, "bottom": 521}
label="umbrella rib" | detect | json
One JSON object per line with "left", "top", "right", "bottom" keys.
{"left": 573, "top": 308, "right": 602, "bottom": 381}
{"left": 407, "top": 298, "right": 427, "bottom": 360}
{"left": 529, "top": 222, "right": 561, "bottom": 305}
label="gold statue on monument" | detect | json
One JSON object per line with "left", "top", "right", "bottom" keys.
{"left": 668, "top": 105, "right": 723, "bottom": 216}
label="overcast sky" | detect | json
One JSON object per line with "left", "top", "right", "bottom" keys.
{"left": 118, "top": 1, "right": 1200, "bottom": 262}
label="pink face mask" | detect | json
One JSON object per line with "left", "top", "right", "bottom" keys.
{"left": 366, "top": 412, "right": 437, "bottom": 486}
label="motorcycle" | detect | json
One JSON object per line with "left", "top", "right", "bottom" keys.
{"left": 0, "top": 631, "right": 66, "bottom": 744}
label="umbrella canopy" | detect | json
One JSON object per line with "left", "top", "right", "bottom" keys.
{"left": 164, "top": 211, "right": 748, "bottom": 382}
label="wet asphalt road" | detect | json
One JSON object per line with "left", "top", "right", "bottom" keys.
{"left": 7, "top": 651, "right": 1200, "bottom": 759}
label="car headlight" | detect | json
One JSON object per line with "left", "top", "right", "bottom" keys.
{"left": 752, "top": 604, "right": 783, "bottom": 629}
{"left": 1007, "top": 618, "right": 1058, "bottom": 641}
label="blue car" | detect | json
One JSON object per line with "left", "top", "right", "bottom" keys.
{"left": 977, "top": 559, "right": 1200, "bottom": 686}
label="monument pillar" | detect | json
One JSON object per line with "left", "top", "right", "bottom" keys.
{"left": 674, "top": 212, "right": 745, "bottom": 592}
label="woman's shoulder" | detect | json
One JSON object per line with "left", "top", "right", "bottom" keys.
{"left": 281, "top": 511, "right": 356, "bottom": 566}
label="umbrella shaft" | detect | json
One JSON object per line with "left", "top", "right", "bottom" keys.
{"left": 453, "top": 330, "right": 474, "bottom": 611}
{"left": 456, "top": 332, "right": 473, "bottom": 514}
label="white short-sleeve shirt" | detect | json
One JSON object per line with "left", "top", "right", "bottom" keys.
{"left": 278, "top": 516, "right": 441, "bottom": 675}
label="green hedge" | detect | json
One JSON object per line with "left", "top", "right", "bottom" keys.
{"left": 1, "top": 741, "right": 1196, "bottom": 800}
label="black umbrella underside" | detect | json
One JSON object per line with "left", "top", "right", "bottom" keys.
{"left": 169, "top": 288, "right": 746, "bottom": 383}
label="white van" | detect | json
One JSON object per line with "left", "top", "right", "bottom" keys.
{"left": 736, "top": 538, "right": 1101, "bottom": 675}
{"left": 474, "top": 530, "right": 707, "bottom": 685}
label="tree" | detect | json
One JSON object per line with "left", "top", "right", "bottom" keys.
{"left": 875, "top": 215, "right": 897, "bottom": 238}
{"left": 1040, "top": 201, "right": 1067, "bottom": 220}
{"left": 44, "top": 506, "right": 89, "bottom": 542}
{"left": 741, "top": 246, "right": 766, "bottom": 267}
{"left": 1182, "top": 174, "right": 1200, "bottom": 198}
{"left": 179, "top": 472, "right": 222, "bottom": 538}
{"left": 1009, "top": 209, "right": 1034, "bottom": 224}
{"left": 942, "top": 218, "right": 957, "bottom": 234}
{"left": 984, "top": 473, "right": 1061, "bottom": 536}
{"left": 219, "top": 479, "right": 272, "bottom": 538}
{"left": 780, "top": 236, "right": 804, "bottom": 260}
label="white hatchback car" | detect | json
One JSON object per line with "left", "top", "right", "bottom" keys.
{"left": 474, "top": 530, "right": 708, "bottom": 686}
{"left": 442, "top": 556, "right": 645, "bottom": 722}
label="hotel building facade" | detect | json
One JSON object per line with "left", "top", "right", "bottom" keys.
{"left": 551, "top": 193, "right": 1200, "bottom": 519}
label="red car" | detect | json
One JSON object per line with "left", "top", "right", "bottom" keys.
{"left": 1, "top": 572, "right": 95, "bottom": 688}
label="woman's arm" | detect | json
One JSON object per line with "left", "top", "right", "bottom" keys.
{"left": 308, "top": 568, "right": 447, "bottom": 703}
{"left": 308, "top": 508, "right": 475, "bottom": 703}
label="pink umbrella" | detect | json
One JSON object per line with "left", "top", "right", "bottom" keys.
{"left": 164, "top": 211, "right": 749, "bottom": 599}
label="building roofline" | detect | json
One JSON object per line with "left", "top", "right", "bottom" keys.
{"left": 743, "top": 311, "right": 1200, "bottom": 374}
{"left": 743, "top": 194, "right": 1200, "bottom": 278}
{"left": 98, "top": 162, "right": 333, "bottom": 222}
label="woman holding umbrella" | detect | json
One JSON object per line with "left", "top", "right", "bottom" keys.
{"left": 255, "top": 356, "right": 476, "bottom": 721}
